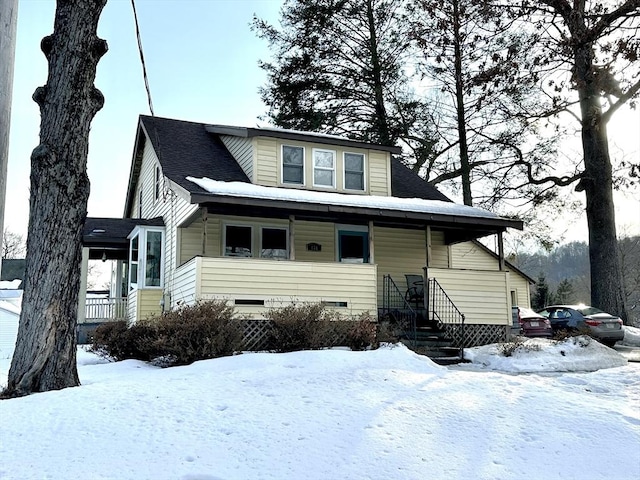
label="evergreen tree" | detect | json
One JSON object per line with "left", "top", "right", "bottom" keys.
{"left": 555, "top": 278, "right": 575, "bottom": 305}
{"left": 532, "top": 273, "right": 554, "bottom": 310}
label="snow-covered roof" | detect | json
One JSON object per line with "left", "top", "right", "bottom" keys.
{"left": 187, "top": 177, "right": 512, "bottom": 223}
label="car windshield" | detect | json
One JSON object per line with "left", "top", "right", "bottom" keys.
{"left": 576, "top": 306, "right": 604, "bottom": 315}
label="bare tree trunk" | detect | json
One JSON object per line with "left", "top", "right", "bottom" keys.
{"left": 2, "top": 0, "right": 107, "bottom": 398}
{"left": 452, "top": 0, "right": 472, "bottom": 206}
{"left": 574, "top": 43, "right": 629, "bottom": 324}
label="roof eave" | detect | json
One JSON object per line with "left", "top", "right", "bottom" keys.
{"left": 189, "top": 192, "right": 523, "bottom": 232}
{"left": 205, "top": 125, "right": 402, "bottom": 154}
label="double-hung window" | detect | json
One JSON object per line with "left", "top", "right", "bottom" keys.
{"left": 344, "top": 153, "right": 365, "bottom": 191}
{"left": 313, "top": 149, "right": 335, "bottom": 188}
{"left": 282, "top": 145, "right": 304, "bottom": 185}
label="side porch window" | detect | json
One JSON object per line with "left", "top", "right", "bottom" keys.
{"left": 128, "top": 227, "right": 165, "bottom": 290}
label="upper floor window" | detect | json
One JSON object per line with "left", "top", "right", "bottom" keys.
{"left": 282, "top": 145, "right": 304, "bottom": 185}
{"left": 344, "top": 153, "right": 365, "bottom": 191}
{"left": 154, "top": 165, "right": 161, "bottom": 202}
{"left": 313, "top": 149, "right": 335, "bottom": 188}
{"left": 138, "top": 188, "right": 143, "bottom": 218}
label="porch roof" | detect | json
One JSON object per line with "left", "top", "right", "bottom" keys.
{"left": 187, "top": 178, "right": 522, "bottom": 244}
{"left": 83, "top": 217, "right": 164, "bottom": 260}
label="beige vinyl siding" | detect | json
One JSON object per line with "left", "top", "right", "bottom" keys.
{"left": 197, "top": 257, "right": 377, "bottom": 318}
{"left": 258, "top": 138, "right": 390, "bottom": 196}
{"left": 294, "top": 220, "right": 336, "bottom": 262}
{"left": 430, "top": 230, "right": 449, "bottom": 268}
{"left": 450, "top": 241, "right": 500, "bottom": 270}
{"left": 127, "top": 289, "right": 162, "bottom": 323}
{"left": 368, "top": 151, "right": 390, "bottom": 196}
{"left": 178, "top": 216, "right": 222, "bottom": 264}
{"left": 137, "top": 289, "right": 163, "bottom": 321}
{"left": 430, "top": 267, "right": 510, "bottom": 325}
{"left": 220, "top": 135, "right": 254, "bottom": 180}
{"left": 373, "top": 226, "right": 426, "bottom": 301}
{"left": 172, "top": 257, "right": 198, "bottom": 307}
{"left": 255, "top": 137, "right": 278, "bottom": 186}
{"left": 508, "top": 272, "right": 531, "bottom": 308}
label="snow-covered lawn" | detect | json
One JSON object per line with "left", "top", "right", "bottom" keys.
{"left": 1, "top": 338, "right": 639, "bottom": 480}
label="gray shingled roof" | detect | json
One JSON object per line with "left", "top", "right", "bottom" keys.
{"left": 135, "top": 116, "right": 450, "bottom": 202}
{"left": 83, "top": 217, "right": 164, "bottom": 249}
{"left": 140, "top": 116, "right": 250, "bottom": 196}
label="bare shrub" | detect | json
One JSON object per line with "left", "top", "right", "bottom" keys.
{"left": 265, "top": 303, "right": 377, "bottom": 352}
{"left": 90, "top": 300, "right": 244, "bottom": 366}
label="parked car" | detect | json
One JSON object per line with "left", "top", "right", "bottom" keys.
{"left": 514, "top": 306, "right": 553, "bottom": 338}
{"left": 537, "top": 305, "right": 624, "bottom": 347}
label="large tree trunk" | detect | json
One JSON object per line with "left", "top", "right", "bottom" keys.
{"left": 452, "top": 0, "right": 472, "bottom": 206}
{"left": 574, "top": 43, "right": 629, "bottom": 324}
{"left": 3, "top": 0, "right": 107, "bottom": 397}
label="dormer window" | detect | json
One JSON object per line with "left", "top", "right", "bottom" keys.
{"left": 344, "top": 153, "right": 365, "bottom": 191}
{"left": 282, "top": 145, "right": 304, "bottom": 185}
{"left": 313, "top": 149, "right": 335, "bottom": 188}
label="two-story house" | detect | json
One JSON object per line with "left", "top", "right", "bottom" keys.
{"left": 80, "top": 115, "right": 533, "bottom": 345}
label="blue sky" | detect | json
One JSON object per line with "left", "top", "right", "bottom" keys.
{"left": 5, "top": 0, "right": 639, "bottom": 241}
{"left": 6, "top": 0, "right": 281, "bottom": 235}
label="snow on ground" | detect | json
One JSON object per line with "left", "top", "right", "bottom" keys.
{"left": 0, "top": 339, "right": 639, "bottom": 480}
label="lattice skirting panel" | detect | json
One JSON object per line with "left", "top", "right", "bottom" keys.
{"left": 243, "top": 320, "right": 274, "bottom": 351}
{"left": 242, "top": 319, "right": 358, "bottom": 351}
{"left": 443, "top": 323, "right": 509, "bottom": 348}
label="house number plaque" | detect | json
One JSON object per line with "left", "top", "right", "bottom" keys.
{"left": 306, "top": 242, "right": 322, "bottom": 252}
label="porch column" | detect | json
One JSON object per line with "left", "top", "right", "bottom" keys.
{"left": 289, "top": 215, "right": 295, "bottom": 260}
{"left": 78, "top": 247, "right": 89, "bottom": 324}
{"left": 368, "top": 220, "right": 374, "bottom": 263}
{"left": 201, "top": 206, "right": 208, "bottom": 256}
{"left": 425, "top": 225, "right": 432, "bottom": 267}
{"left": 497, "top": 231, "right": 505, "bottom": 271}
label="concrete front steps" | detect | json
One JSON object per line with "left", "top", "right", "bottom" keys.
{"left": 401, "top": 326, "right": 467, "bottom": 365}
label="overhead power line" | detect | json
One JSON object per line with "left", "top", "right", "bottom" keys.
{"left": 131, "top": 0, "right": 154, "bottom": 116}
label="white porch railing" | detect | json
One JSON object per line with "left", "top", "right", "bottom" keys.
{"left": 84, "top": 297, "right": 128, "bottom": 322}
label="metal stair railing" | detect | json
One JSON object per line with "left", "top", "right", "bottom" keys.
{"left": 382, "top": 274, "right": 417, "bottom": 347}
{"left": 427, "top": 277, "right": 466, "bottom": 358}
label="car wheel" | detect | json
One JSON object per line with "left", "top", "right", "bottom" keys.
{"left": 601, "top": 340, "right": 617, "bottom": 348}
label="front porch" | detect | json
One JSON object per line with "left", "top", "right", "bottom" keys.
{"left": 170, "top": 256, "right": 379, "bottom": 319}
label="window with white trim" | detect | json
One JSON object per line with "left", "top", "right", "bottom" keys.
{"left": 282, "top": 145, "right": 304, "bottom": 185}
{"left": 224, "top": 225, "right": 253, "bottom": 257}
{"left": 260, "top": 227, "right": 288, "bottom": 260}
{"left": 313, "top": 149, "right": 335, "bottom": 187}
{"left": 129, "top": 234, "right": 139, "bottom": 290}
{"left": 344, "top": 152, "right": 365, "bottom": 191}
{"left": 128, "top": 227, "right": 165, "bottom": 290}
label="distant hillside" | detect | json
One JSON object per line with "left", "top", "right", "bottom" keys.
{"left": 510, "top": 236, "right": 639, "bottom": 324}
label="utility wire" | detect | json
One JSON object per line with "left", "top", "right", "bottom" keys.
{"left": 131, "top": 0, "right": 155, "bottom": 116}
